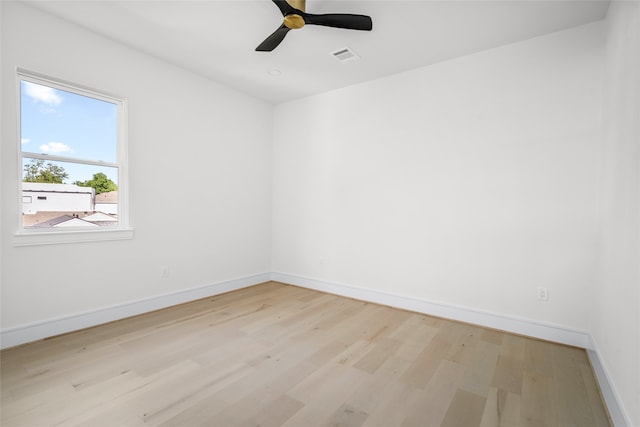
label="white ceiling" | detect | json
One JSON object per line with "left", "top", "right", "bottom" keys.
{"left": 25, "top": 0, "right": 609, "bottom": 104}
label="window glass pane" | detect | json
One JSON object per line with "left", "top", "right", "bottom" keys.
{"left": 20, "top": 80, "right": 117, "bottom": 163}
{"left": 22, "top": 158, "right": 119, "bottom": 229}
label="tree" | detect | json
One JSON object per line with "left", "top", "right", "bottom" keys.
{"left": 74, "top": 173, "right": 118, "bottom": 195}
{"left": 23, "top": 159, "right": 69, "bottom": 183}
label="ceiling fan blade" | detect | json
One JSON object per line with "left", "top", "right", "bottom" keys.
{"left": 256, "top": 24, "right": 291, "bottom": 51}
{"left": 302, "top": 13, "right": 372, "bottom": 31}
{"left": 272, "top": 0, "right": 297, "bottom": 16}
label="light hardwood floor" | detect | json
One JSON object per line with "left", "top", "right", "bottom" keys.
{"left": 1, "top": 282, "right": 611, "bottom": 426}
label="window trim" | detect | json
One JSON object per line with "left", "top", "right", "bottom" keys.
{"left": 14, "top": 69, "right": 132, "bottom": 246}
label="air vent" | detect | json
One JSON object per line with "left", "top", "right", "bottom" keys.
{"left": 331, "top": 47, "right": 360, "bottom": 62}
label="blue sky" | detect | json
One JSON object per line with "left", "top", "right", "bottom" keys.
{"left": 20, "top": 80, "right": 119, "bottom": 185}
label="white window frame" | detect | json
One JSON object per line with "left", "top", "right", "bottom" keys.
{"left": 14, "top": 69, "right": 133, "bottom": 246}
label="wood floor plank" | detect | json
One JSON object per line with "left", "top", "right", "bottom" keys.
{"left": 361, "top": 381, "right": 424, "bottom": 427}
{"left": 480, "top": 328, "right": 505, "bottom": 345}
{"left": 400, "top": 337, "right": 452, "bottom": 389}
{"left": 579, "top": 362, "right": 613, "bottom": 427}
{"left": 282, "top": 364, "right": 370, "bottom": 427}
{"left": 353, "top": 337, "right": 402, "bottom": 374}
{"left": 346, "top": 354, "right": 412, "bottom": 414}
{"left": 246, "top": 393, "right": 304, "bottom": 427}
{"left": 479, "top": 387, "right": 521, "bottom": 427}
{"left": 551, "top": 344, "right": 600, "bottom": 427}
{"left": 458, "top": 340, "right": 501, "bottom": 398}
{"left": 322, "top": 403, "right": 369, "bottom": 427}
{"left": 401, "top": 359, "right": 467, "bottom": 427}
{"left": 138, "top": 362, "right": 255, "bottom": 426}
{"left": 0, "top": 282, "right": 611, "bottom": 427}
{"left": 520, "top": 371, "right": 558, "bottom": 427}
{"left": 491, "top": 354, "right": 524, "bottom": 395}
{"left": 524, "top": 338, "right": 553, "bottom": 376}
{"left": 440, "top": 388, "right": 487, "bottom": 427}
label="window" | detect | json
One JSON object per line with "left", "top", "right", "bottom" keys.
{"left": 16, "top": 70, "right": 131, "bottom": 245}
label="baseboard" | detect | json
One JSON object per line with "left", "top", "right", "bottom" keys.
{"left": 0, "top": 272, "right": 271, "bottom": 349}
{"left": 270, "top": 272, "right": 592, "bottom": 348}
{"left": 588, "top": 339, "right": 633, "bottom": 427}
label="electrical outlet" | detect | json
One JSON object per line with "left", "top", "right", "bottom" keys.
{"left": 160, "top": 266, "right": 170, "bottom": 278}
{"left": 537, "top": 286, "right": 549, "bottom": 301}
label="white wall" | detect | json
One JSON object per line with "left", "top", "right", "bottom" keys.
{"left": 272, "top": 22, "right": 604, "bottom": 331}
{"left": 1, "top": 3, "right": 272, "bottom": 332}
{"left": 593, "top": 2, "right": 640, "bottom": 425}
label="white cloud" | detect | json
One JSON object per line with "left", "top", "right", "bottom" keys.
{"left": 39, "top": 141, "right": 73, "bottom": 155}
{"left": 23, "top": 82, "right": 62, "bottom": 106}
{"left": 21, "top": 138, "right": 30, "bottom": 144}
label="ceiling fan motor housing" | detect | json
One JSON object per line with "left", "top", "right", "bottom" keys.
{"left": 284, "top": 14, "right": 305, "bottom": 29}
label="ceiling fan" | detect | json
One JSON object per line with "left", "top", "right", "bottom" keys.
{"left": 256, "top": 0, "right": 373, "bottom": 52}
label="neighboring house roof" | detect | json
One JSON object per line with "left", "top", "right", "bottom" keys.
{"left": 83, "top": 212, "right": 117, "bottom": 222}
{"left": 30, "top": 215, "right": 98, "bottom": 228}
{"left": 22, "top": 182, "right": 95, "bottom": 194}
{"left": 55, "top": 217, "right": 99, "bottom": 228}
{"left": 23, "top": 211, "right": 118, "bottom": 227}
{"left": 95, "top": 191, "right": 118, "bottom": 204}
{"left": 23, "top": 211, "right": 81, "bottom": 227}
{"left": 31, "top": 214, "right": 75, "bottom": 227}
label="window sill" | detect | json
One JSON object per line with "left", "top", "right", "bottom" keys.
{"left": 13, "top": 228, "right": 134, "bottom": 247}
